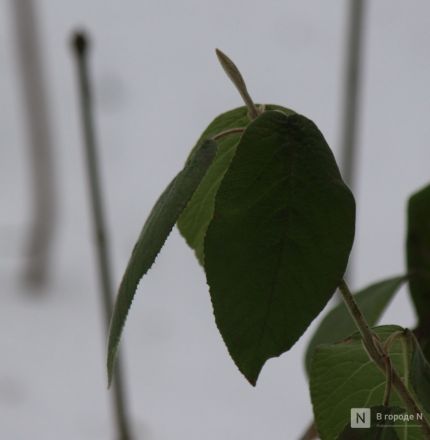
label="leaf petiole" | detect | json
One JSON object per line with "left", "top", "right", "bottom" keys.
{"left": 338, "top": 279, "right": 430, "bottom": 438}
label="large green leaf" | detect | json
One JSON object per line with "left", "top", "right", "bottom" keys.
{"left": 177, "top": 105, "right": 293, "bottom": 265}
{"left": 310, "top": 326, "right": 425, "bottom": 440}
{"left": 107, "top": 140, "right": 217, "bottom": 385}
{"left": 407, "top": 184, "right": 430, "bottom": 356}
{"left": 204, "top": 110, "right": 355, "bottom": 385}
{"left": 304, "top": 276, "right": 406, "bottom": 374}
{"left": 410, "top": 331, "right": 430, "bottom": 413}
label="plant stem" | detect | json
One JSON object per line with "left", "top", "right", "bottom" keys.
{"left": 340, "top": 0, "right": 366, "bottom": 189}
{"left": 382, "top": 354, "right": 393, "bottom": 406}
{"left": 338, "top": 279, "right": 380, "bottom": 360}
{"left": 338, "top": 279, "right": 430, "bottom": 438}
{"left": 12, "top": 0, "right": 57, "bottom": 288}
{"left": 215, "top": 49, "right": 260, "bottom": 119}
{"left": 340, "top": 0, "right": 367, "bottom": 285}
{"left": 71, "top": 31, "right": 133, "bottom": 440}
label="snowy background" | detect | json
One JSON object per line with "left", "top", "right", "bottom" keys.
{"left": 1, "top": 1, "right": 430, "bottom": 439}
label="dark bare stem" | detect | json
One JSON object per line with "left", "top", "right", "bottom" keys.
{"left": 340, "top": 0, "right": 366, "bottom": 285}
{"left": 71, "top": 31, "right": 132, "bottom": 440}
{"left": 338, "top": 279, "right": 430, "bottom": 438}
{"left": 340, "top": 0, "right": 366, "bottom": 189}
{"left": 215, "top": 49, "right": 259, "bottom": 119}
{"left": 11, "top": 0, "right": 57, "bottom": 288}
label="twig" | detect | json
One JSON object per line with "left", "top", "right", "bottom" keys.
{"left": 340, "top": 0, "right": 366, "bottom": 188}
{"left": 382, "top": 353, "right": 393, "bottom": 407}
{"left": 338, "top": 279, "right": 430, "bottom": 438}
{"left": 340, "top": 0, "right": 366, "bottom": 285}
{"left": 11, "top": 0, "right": 57, "bottom": 287}
{"left": 338, "top": 280, "right": 381, "bottom": 360}
{"left": 71, "top": 31, "right": 133, "bottom": 440}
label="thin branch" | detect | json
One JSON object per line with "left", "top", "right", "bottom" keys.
{"left": 382, "top": 354, "right": 393, "bottom": 407}
{"left": 338, "top": 279, "right": 380, "bottom": 360}
{"left": 71, "top": 31, "right": 133, "bottom": 440}
{"left": 340, "top": 0, "right": 366, "bottom": 188}
{"left": 11, "top": 0, "right": 57, "bottom": 287}
{"left": 338, "top": 279, "right": 430, "bottom": 438}
{"left": 340, "top": 0, "right": 367, "bottom": 285}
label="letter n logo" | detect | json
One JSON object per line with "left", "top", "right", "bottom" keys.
{"left": 351, "top": 408, "right": 371, "bottom": 428}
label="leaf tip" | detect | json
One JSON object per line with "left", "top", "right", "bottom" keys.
{"left": 214, "top": 48, "right": 246, "bottom": 90}
{"left": 239, "top": 362, "right": 262, "bottom": 387}
{"left": 214, "top": 47, "right": 224, "bottom": 60}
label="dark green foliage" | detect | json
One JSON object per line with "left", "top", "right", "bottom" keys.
{"left": 407, "top": 184, "right": 430, "bottom": 318}
{"left": 407, "top": 184, "right": 430, "bottom": 360}
{"left": 104, "top": 49, "right": 430, "bottom": 439}
{"left": 310, "top": 326, "right": 424, "bottom": 440}
{"left": 178, "top": 105, "right": 293, "bottom": 264}
{"left": 204, "top": 110, "right": 355, "bottom": 384}
{"left": 337, "top": 406, "right": 403, "bottom": 440}
{"left": 305, "top": 276, "right": 405, "bottom": 374}
{"left": 107, "top": 140, "right": 217, "bottom": 384}
{"left": 410, "top": 331, "right": 430, "bottom": 413}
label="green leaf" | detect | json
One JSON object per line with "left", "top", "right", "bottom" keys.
{"left": 407, "top": 184, "right": 430, "bottom": 357}
{"left": 107, "top": 140, "right": 217, "bottom": 385}
{"left": 204, "top": 110, "right": 355, "bottom": 385}
{"left": 310, "top": 326, "right": 424, "bottom": 440}
{"left": 305, "top": 276, "right": 405, "bottom": 375}
{"left": 177, "top": 105, "right": 293, "bottom": 265}
{"left": 410, "top": 331, "right": 430, "bottom": 413}
{"left": 337, "top": 406, "right": 404, "bottom": 440}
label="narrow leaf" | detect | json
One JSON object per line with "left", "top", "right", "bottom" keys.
{"left": 204, "top": 110, "right": 355, "bottom": 385}
{"left": 215, "top": 49, "right": 258, "bottom": 118}
{"left": 305, "top": 276, "right": 405, "bottom": 374}
{"left": 177, "top": 105, "right": 293, "bottom": 265}
{"left": 215, "top": 49, "right": 249, "bottom": 102}
{"left": 107, "top": 140, "right": 217, "bottom": 385}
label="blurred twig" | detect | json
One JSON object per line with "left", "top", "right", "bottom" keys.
{"left": 11, "top": 0, "right": 57, "bottom": 287}
{"left": 71, "top": 31, "right": 133, "bottom": 440}
{"left": 340, "top": 0, "right": 366, "bottom": 189}
{"left": 341, "top": 0, "right": 367, "bottom": 285}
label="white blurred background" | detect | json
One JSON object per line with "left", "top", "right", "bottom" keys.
{"left": 1, "top": 1, "right": 429, "bottom": 439}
